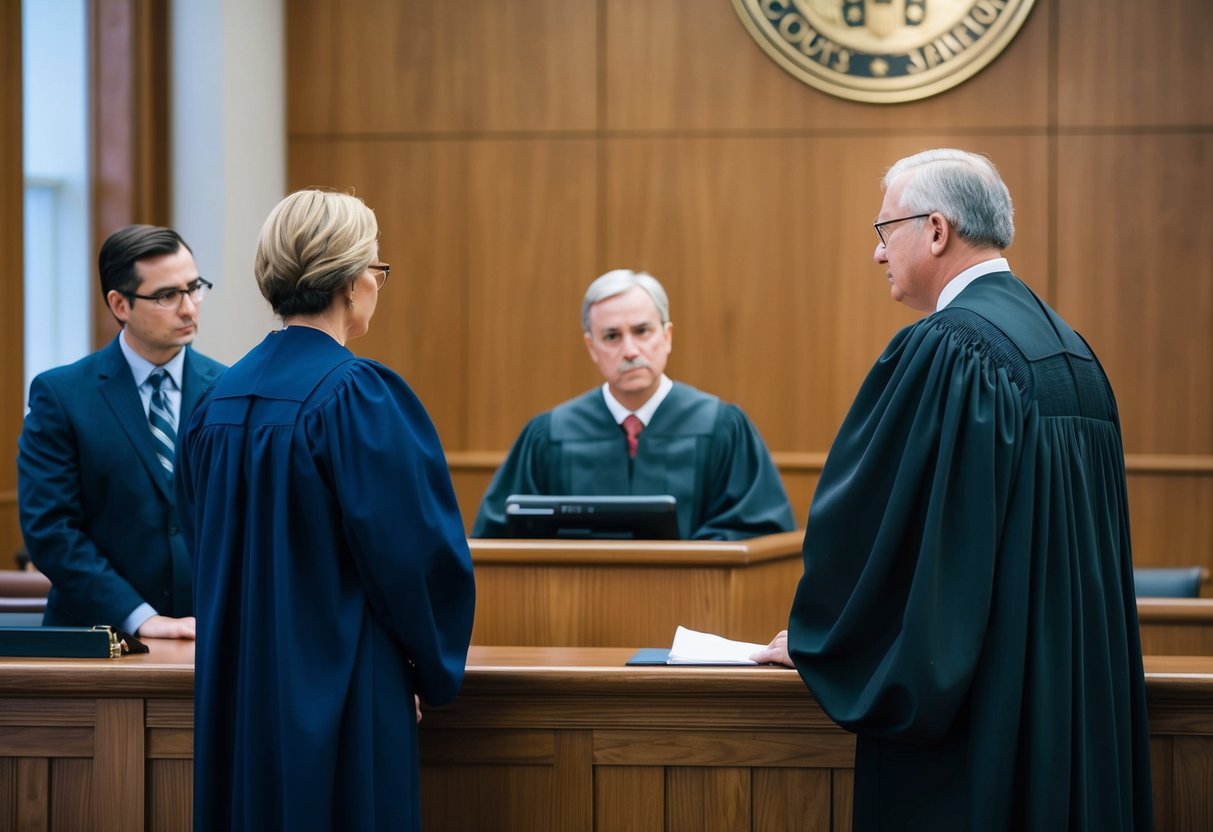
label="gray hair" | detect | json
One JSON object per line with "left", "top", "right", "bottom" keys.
{"left": 883, "top": 149, "right": 1014, "bottom": 250}
{"left": 254, "top": 190, "right": 379, "bottom": 317}
{"left": 581, "top": 269, "right": 670, "bottom": 333}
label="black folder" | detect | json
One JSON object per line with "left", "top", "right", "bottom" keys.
{"left": 0, "top": 625, "right": 146, "bottom": 658}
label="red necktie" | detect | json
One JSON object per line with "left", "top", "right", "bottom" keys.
{"left": 623, "top": 414, "right": 644, "bottom": 458}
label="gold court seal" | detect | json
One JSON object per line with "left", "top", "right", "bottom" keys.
{"left": 732, "top": 0, "right": 1037, "bottom": 104}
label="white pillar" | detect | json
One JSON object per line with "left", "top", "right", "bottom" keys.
{"left": 171, "top": 0, "right": 284, "bottom": 366}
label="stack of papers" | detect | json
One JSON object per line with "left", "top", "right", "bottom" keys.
{"left": 666, "top": 625, "right": 767, "bottom": 665}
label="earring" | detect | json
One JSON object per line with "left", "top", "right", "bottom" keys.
{"left": 347, "top": 294, "right": 355, "bottom": 311}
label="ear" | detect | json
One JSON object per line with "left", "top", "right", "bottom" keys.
{"left": 928, "top": 213, "right": 950, "bottom": 256}
{"left": 106, "top": 290, "right": 131, "bottom": 325}
{"left": 583, "top": 331, "right": 596, "bottom": 361}
{"left": 663, "top": 320, "right": 674, "bottom": 351}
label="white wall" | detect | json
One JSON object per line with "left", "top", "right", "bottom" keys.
{"left": 171, "top": 0, "right": 284, "bottom": 367}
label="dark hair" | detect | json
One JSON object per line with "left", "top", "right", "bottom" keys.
{"left": 98, "top": 225, "right": 192, "bottom": 297}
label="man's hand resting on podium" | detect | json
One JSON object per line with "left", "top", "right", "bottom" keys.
{"left": 137, "top": 615, "right": 197, "bottom": 640}
{"left": 749, "top": 629, "right": 794, "bottom": 667}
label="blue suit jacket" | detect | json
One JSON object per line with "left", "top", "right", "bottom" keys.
{"left": 17, "top": 336, "right": 226, "bottom": 627}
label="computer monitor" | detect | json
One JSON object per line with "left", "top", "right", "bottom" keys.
{"left": 503, "top": 494, "right": 680, "bottom": 540}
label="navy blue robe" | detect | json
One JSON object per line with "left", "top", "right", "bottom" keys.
{"left": 471, "top": 382, "right": 795, "bottom": 540}
{"left": 787, "top": 274, "right": 1152, "bottom": 830}
{"left": 178, "top": 327, "right": 475, "bottom": 831}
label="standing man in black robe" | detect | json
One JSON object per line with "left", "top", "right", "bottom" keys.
{"left": 752, "top": 149, "right": 1152, "bottom": 830}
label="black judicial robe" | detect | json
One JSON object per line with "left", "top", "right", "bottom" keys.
{"left": 788, "top": 274, "right": 1152, "bottom": 831}
{"left": 471, "top": 382, "right": 795, "bottom": 540}
{"left": 178, "top": 327, "right": 475, "bottom": 832}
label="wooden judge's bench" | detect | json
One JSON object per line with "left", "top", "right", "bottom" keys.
{"left": 2, "top": 533, "right": 1212, "bottom": 830}
{"left": 468, "top": 531, "right": 804, "bottom": 647}
{"left": 468, "top": 532, "right": 1213, "bottom": 654}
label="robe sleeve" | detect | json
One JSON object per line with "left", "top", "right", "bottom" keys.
{"left": 308, "top": 363, "right": 476, "bottom": 706}
{"left": 470, "top": 414, "right": 553, "bottom": 537}
{"left": 692, "top": 404, "right": 796, "bottom": 540}
{"left": 789, "top": 318, "right": 1026, "bottom": 742}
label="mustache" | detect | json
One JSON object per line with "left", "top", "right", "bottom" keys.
{"left": 618, "top": 357, "right": 652, "bottom": 373}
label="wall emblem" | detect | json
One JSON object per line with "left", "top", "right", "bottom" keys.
{"left": 732, "top": 0, "right": 1036, "bottom": 104}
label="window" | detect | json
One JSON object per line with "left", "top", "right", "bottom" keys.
{"left": 23, "top": 0, "right": 89, "bottom": 404}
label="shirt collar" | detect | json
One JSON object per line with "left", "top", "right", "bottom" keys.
{"left": 118, "top": 330, "right": 186, "bottom": 390}
{"left": 601, "top": 374, "right": 673, "bottom": 426}
{"left": 936, "top": 257, "right": 1011, "bottom": 311}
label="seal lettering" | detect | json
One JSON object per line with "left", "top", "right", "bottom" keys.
{"left": 734, "top": 0, "right": 1036, "bottom": 103}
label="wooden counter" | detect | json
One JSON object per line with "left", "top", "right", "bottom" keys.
{"left": 423, "top": 649, "right": 1211, "bottom": 831}
{"left": 469, "top": 531, "right": 804, "bottom": 647}
{"left": 0, "top": 639, "right": 196, "bottom": 832}
{"left": 2, "top": 642, "right": 1210, "bottom": 831}
{"left": 1137, "top": 598, "right": 1213, "bottom": 655}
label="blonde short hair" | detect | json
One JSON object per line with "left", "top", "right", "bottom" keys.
{"left": 255, "top": 190, "right": 379, "bottom": 317}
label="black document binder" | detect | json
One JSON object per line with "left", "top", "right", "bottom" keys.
{"left": 0, "top": 625, "right": 145, "bottom": 658}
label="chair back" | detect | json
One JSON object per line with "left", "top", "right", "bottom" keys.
{"left": 0, "top": 569, "right": 51, "bottom": 613}
{"left": 1133, "top": 566, "right": 1206, "bottom": 598}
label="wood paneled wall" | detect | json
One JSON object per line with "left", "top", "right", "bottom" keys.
{"left": 288, "top": 1, "right": 1212, "bottom": 572}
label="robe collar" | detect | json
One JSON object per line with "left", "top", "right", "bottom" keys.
{"left": 936, "top": 257, "right": 1010, "bottom": 311}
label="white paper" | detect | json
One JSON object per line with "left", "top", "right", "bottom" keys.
{"left": 666, "top": 625, "right": 766, "bottom": 665}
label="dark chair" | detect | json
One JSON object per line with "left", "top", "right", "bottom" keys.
{"left": 0, "top": 569, "right": 51, "bottom": 614}
{"left": 1133, "top": 566, "right": 1207, "bottom": 598}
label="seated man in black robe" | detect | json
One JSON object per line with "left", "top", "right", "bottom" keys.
{"left": 752, "top": 149, "right": 1152, "bottom": 830}
{"left": 472, "top": 269, "right": 795, "bottom": 540}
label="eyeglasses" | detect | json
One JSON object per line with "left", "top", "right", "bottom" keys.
{"left": 124, "top": 278, "right": 213, "bottom": 309}
{"left": 874, "top": 213, "right": 932, "bottom": 247}
{"left": 369, "top": 263, "right": 390, "bottom": 290}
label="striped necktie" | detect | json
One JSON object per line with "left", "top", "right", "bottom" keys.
{"left": 147, "top": 368, "right": 177, "bottom": 478}
{"left": 623, "top": 414, "right": 643, "bottom": 458}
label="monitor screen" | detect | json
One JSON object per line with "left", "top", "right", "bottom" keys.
{"left": 504, "top": 494, "right": 680, "bottom": 540}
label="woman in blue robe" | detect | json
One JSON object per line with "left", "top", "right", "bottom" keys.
{"left": 178, "top": 190, "right": 475, "bottom": 831}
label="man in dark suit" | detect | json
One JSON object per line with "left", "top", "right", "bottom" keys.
{"left": 18, "top": 225, "right": 225, "bottom": 639}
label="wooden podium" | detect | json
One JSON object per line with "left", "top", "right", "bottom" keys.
{"left": 469, "top": 530, "right": 804, "bottom": 647}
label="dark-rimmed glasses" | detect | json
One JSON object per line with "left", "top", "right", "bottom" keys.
{"left": 874, "top": 213, "right": 932, "bottom": 247}
{"left": 124, "top": 278, "right": 213, "bottom": 309}
{"left": 370, "top": 264, "right": 390, "bottom": 290}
